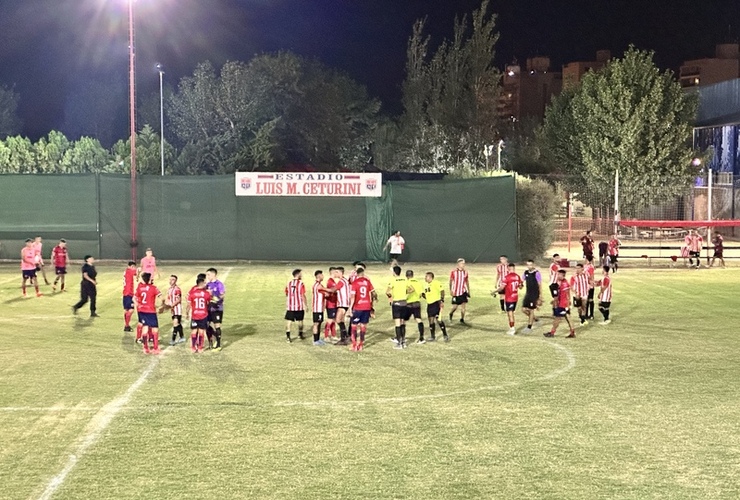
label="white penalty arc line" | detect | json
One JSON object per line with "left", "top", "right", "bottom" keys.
{"left": 36, "top": 352, "right": 165, "bottom": 500}
{"left": 273, "top": 339, "right": 576, "bottom": 408}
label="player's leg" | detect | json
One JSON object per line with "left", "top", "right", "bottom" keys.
{"left": 40, "top": 263, "right": 50, "bottom": 285}
{"left": 150, "top": 327, "right": 160, "bottom": 353}
{"left": 21, "top": 274, "right": 28, "bottom": 296}
{"left": 545, "top": 308, "right": 560, "bottom": 337}
{"left": 88, "top": 283, "right": 97, "bottom": 316}
{"left": 358, "top": 322, "right": 367, "bottom": 350}
{"left": 198, "top": 327, "right": 206, "bottom": 352}
{"left": 335, "top": 309, "right": 348, "bottom": 345}
{"left": 564, "top": 312, "right": 576, "bottom": 338}
{"left": 415, "top": 310, "right": 425, "bottom": 343}
{"left": 459, "top": 301, "right": 467, "bottom": 323}
{"left": 212, "top": 311, "right": 223, "bottom": 349}
{"left": 285, "top": 311, "right": 293, "bottom": 343}
{"left": 448, "top": 302, "right": 457, "bottom": 321}
{"left": 506, "top": 308, "right": 515, "bottom": 334}
{"left": 297, "top": 317, "right": 305, "bottom": 341}
{"left": 587, "top": 288, "right": 595, "bottom": 319}
{"left": 599, "top": 301, "right": 611, "bottom": 324}
{"left": 350, "top": 316, "right": 358, "bottom": 350}
{"left": 141, "top": 325, "right": 151, "bottom": 353}
{"left": 31, "top": 272, "right": 41, "bottom": 296}
{"left": 427, "top": 307, "right": 436, "bottom": 341}
{"left": 72, "top": 283, "right": 89, "bottom": 314}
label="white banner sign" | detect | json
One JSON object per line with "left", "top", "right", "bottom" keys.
{"left": 235, "top": 172, "right": 382, "bottom": 197}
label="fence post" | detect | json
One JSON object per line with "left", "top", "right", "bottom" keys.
{"left": 96, "top": 173, "right": 102, "bottom": 259}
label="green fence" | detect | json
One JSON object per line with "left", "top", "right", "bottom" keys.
{"left": 0, "top": 174, "right": 517, "bottom": 263}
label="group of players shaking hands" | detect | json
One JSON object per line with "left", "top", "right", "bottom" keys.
{"left": 494, "top": 254, "right": 614, "bottom": 339}
{"left": 283, "top": 255, "right": 615, "bottom": 352}
{"left": 122, "top": 250, "right": 227, "bottom": 355}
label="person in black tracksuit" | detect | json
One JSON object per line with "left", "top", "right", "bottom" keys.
{"left": 72, "top": 255, "right": 98, "bottom": 317}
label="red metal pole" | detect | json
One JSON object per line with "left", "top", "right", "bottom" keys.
{"left": 128, "top": 0, "right": 138, "bottom": 262}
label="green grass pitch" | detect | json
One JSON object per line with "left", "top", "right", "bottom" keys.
{"left": 1, "top": 262, "right": 739, "bottom": 499}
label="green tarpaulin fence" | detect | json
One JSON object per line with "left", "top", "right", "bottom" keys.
{"left": 0, "top": 174, "right": 517, "bottom": 263}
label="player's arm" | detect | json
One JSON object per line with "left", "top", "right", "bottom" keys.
{"left": 82, "top": 271, "right": 96, "bottom": 285}
{"left": 185, "top": 300, "right": 191, "bottom": 319}
{"left": 465, "top": 276, "right": 471, "bottom": 297}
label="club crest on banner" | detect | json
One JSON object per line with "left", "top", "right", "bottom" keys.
{"left": 240, "top": 177, "right": 251, "bottom": 190}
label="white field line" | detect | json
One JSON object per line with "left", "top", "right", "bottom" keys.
{"left": 36, "top": 351, "right": 167, "bottom": 500}
{"left": 35, "top": 268, "right": 234, "bottom": 499}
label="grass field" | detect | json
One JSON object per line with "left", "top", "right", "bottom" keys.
{"left": 1, "top": 261, "right": 739, "bottom": 500}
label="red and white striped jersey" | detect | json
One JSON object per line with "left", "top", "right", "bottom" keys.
{"left": 449, "top": 269, "right": 469, "bottom": 296}
{"left": 608, "top": 238, "right": 620, "bottom": 256}
{"left": 584, "top": 264, "right": 595, "bottom": 288}
{"left": 285, "top": 279, "right": 306, "bottom": 311}
{"left": 335, "top": 277, "right": 351, "bottom": 308}
{"left": 569, "top": 273, "right": 590, "bottom": 298}
{"left": 599, "top": 276, "right": 613, "bottom": 302}
{"left": 312, "top": 280, "right": 325, "bottom": 313}
{"left": 167, "top": 285, "right": 182, "bottom": 316}
{"left": 496, "top": 263, "right": 507, "bottom": 287}
{"left": 549, "top": 262, "right": 560, "bottom": 285}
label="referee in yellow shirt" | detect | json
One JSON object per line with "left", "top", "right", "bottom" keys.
{"left": 423, "top": 272, "right": 449, "bottom": 342}
{"left": 386, "top": 265, "right": 413, "bottom": 349}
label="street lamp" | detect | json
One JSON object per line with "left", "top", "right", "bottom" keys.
{"left": 127, "top": 0, "right": 138, "bottom": 261}
{"left": 156, "top": 63, "right": 165, "bottom": 176}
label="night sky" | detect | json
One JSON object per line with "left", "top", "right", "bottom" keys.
{"left": 0, "top": 0, "right": 738, "bottom": 140}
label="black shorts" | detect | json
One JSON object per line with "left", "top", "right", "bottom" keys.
{"left": 172, "top": 314, "right": 182, "bottom": 323}
{"left": 584, "top": 250, "right": 594, "bottom": 261}
{"left": 573, "top": 297, "right": 583, "bottom": 308}
{"left": 209, "top": 310, "right": 223, "bottom": 324}
{"left": 55, "top": 266, "right": 67, "bottom": 275}
{"left": 191, "top": 318, "right": 208, "bottom": 330}
{"left": 505, "top": 301, "right": 517, "bottom": 312}
{"left": 313, "top": 312, "right": 324, "bottom": 324}
{"left": 427, "top": 301, "right": 441, "bottom": 318}
{"left": 588, "top": 288, "right": 595, "bottom": 301}
{"left": 285, "top": 310, "right": 305, "bottom": 322}
{"left": 714, "top": 250, "right": 724, "bottom": 258}
{"left": 452, "top": 293, "right": 468, "bottom": 304}
{"left": 337, "top": 306, "right": 349, "bottom": 314}
{"left": 389, "top": 253, "right": 401, "bottom": 261}
{"left": 609, "top": 255, "right": 619, "bottom": 264}
{"left": 522, "top": 297, "right": 538, "bottom": 310}
{"left": 599, "top": 301, "right": 611, "bottom": 309}
{"left": 22, "top": 269, "right": 37, "bottom": 279}
{"left": 326, "top": 307, "right": 337, "bottom": 319}
{"left": 404, "top": 303, "right": 422, "bottom": 321}
{"left": 391, "top": 303, "right": 407, "bottom": 319}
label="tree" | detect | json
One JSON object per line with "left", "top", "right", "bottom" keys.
{"left": 35, "top": 131, "right": 71, "bottom": 173}
{"left": 387, "top": 0, "right": 501, "bottom": 172}
{"left": 111, "top": 125, "right": 176, "bottom": 174}
{"left": 168, "top": 54, "right": 380, "bottom": 172}
{"left": 542, "top": 47, "right": 699, "bottom": 216}
{"left": 61, "top": 137, "right": 112, "bottom": 173}
{"left": 0, "top": 85, "right": 22, "bottom": 138}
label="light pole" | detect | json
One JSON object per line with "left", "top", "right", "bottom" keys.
{"left": 156, "top": 63, "right": 165, "bottom": 176}
{"left": 127, "top": 0, "right": 138, "bottom": 261}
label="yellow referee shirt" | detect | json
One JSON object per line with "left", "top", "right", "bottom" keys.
{"left": 424, "top": 279, "right": 444, "bottom": 303}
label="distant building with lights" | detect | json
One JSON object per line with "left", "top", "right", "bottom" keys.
{"left": 694, "top": 78, "right": 740, "bottom": 176}
{"left": 680, "top": 44, "right": 740, "bottom": 89}
{"left": 497, "top": 56, "right": 562, "bottom": 123}
{"left": 562, "top": 50, "right": 611, "bottom": 88}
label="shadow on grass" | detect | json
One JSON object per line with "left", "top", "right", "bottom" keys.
{"left": 73, "top": 315, "right": 97, "bottom": 329}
